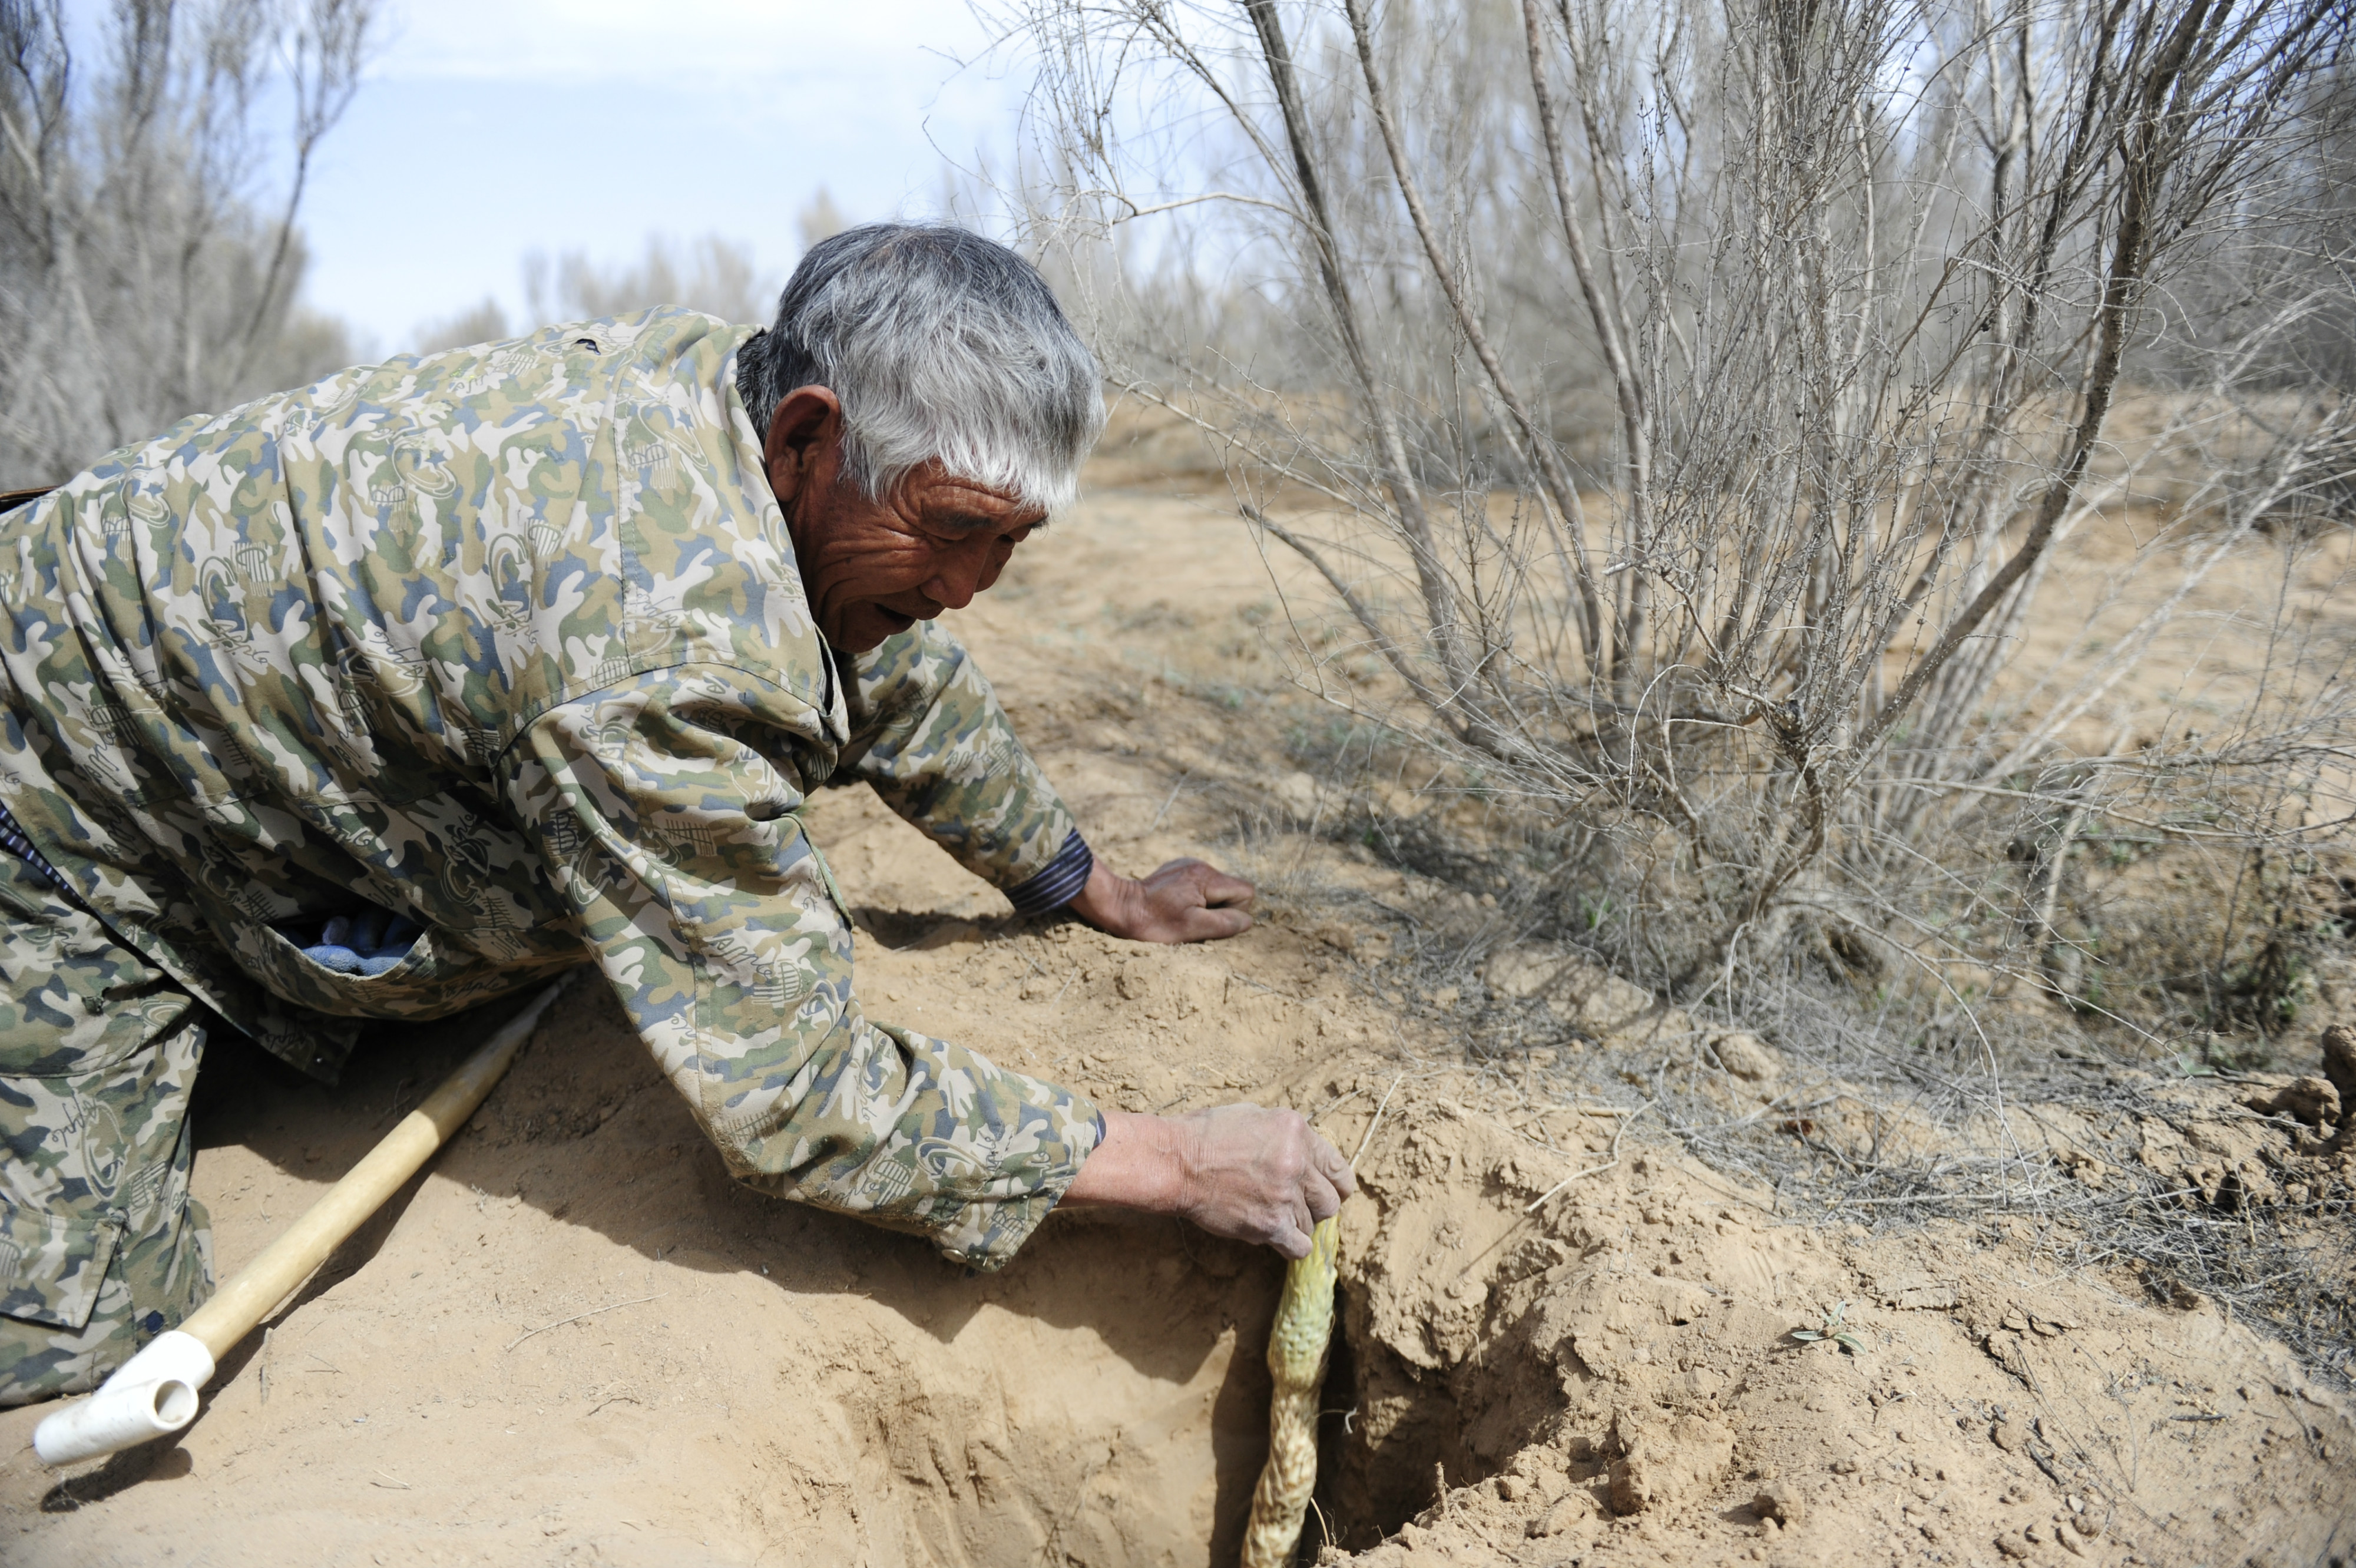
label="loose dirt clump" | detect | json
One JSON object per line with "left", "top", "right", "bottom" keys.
{"left": 2, "top": 487, "right": 2351, "bottom": 1564}
{"left": 1305, "top": 1083, "right": 2355, "bottom": 1564}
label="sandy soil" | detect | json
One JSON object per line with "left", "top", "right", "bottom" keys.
{"left": 2, "top": 482, "right": 2351, "bottom": 1567}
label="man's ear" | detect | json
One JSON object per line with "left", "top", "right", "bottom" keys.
{"left": 762, "top": 385, "right": 843, "bottom": 510}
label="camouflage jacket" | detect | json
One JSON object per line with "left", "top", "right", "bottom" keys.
{"left": 0, "top": 309, "right": 1102, "bottom": 1268}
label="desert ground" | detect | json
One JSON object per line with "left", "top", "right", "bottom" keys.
{"left": 2, "top": 469, "right": 2351, "bottom": 1567}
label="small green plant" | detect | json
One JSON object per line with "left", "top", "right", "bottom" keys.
{"left": 2222, "top": 932, "right": 2310, "bottom": 1036}
{"left": 1792, "top": 1301, "right": 1866, "bottom": 1355}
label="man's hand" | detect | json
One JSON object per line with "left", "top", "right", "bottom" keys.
{"left": 1061, "top": 1105, "right": 1354, "bottom": 1258}
{"left": 1066, "top": 857, "right": 1255, "bottom": 944}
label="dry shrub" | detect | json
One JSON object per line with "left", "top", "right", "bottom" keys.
{"left": 1002, "top": 0, "right": 2356, "bottom": 1061}
{"left": 998, "top": 0, "right": 2356, "bottom": 1379}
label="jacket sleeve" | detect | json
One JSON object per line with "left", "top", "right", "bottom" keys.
{"left": 502, "top": 664, "right": 1103, "bottom": 1269}
{"left": 835, "top": 621, "right": 1095, "bottom": 917}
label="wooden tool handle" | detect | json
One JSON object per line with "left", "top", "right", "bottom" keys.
{"left": 178, "top": 979, "right": 567, "bottom": 1359}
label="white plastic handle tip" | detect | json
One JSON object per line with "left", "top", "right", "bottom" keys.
{"left": 32, "top": 1330, "right": 216, "bottom": 1467}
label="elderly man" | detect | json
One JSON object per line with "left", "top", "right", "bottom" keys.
{"left": 0, "top": 223, "right": 1353, "bottom": 1405}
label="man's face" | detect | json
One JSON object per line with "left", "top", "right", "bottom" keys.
{"left": 762, "top": 386, "right": 1045, "bottom": 652}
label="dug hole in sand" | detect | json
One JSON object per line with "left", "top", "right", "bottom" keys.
{"left": 3, "top": 488, "right": 2351, "bottom": 1566}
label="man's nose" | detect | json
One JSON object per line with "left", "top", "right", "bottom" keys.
{"left": 924, "top": 544, "right": 991, "bottom": 610}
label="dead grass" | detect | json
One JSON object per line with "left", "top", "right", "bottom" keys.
{"left": 1102, "top": 543, "right": 2356, "bottom": 1396}
{"left": 967, "top": 458, "right": 2356, "bottom": 1396}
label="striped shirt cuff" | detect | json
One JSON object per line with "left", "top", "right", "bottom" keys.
{"left": 1003, "top": 829, "right": 1094, "bottom": 918}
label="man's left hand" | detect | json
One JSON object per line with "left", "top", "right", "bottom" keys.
{"left": 1067, "top": 857, "right": 1254, "bottom": 944}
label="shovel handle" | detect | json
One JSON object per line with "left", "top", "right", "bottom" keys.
{"left": 35, "top": 977, "right": 569, "bottom": 1466}
{"left": 178, "top": 978, "right": 568, "bottom": 1358}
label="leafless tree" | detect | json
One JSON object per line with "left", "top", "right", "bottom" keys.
{"left": 412, "top": 234, "right": 781, "bottom": 356}
{"left": 1005, "top": 0, "right": 2354, "bottom": 1032}
{"left": 522, "top": 233, "right": 777, "bottom": 333}
{"left": 0, "top": 0, "right": 376, "bottom": 488}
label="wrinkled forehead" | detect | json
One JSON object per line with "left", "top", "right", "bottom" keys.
{"left": 892, "top": 459, "right": 1051, "bottom": 531}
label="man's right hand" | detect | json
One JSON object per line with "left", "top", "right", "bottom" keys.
{"left": 1066, "top": 857, "right": 1256, "bottom": 944}
{"left": 1061, "top": 1104, "right": 1355, "bottom": 1258}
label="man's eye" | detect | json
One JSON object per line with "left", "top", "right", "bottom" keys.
{"left": 922, "top": 509, "right": 1035, "bottom": 542}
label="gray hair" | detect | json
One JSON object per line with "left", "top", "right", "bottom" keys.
{"left": 734, "top": 224, "right": 1104, "bottom": 515}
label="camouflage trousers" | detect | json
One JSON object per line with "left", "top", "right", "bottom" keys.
{"left": 0, "top": 851, "right": 212, "bottom": 1405}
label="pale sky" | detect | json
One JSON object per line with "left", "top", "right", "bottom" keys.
{"left": 299, "top": 0, "right": 1030, "bottom": 352}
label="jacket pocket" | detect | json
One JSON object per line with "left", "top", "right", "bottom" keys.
{"left": 239, "top": 915, "right": 512, "bottom": 1023}
{"left": 0, "top": 1203, "right": 124, "bottom": 1331}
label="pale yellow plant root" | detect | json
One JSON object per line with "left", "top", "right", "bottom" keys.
{"left": 1240, "top": 1216, "right": 1339, "bottom": 1568}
